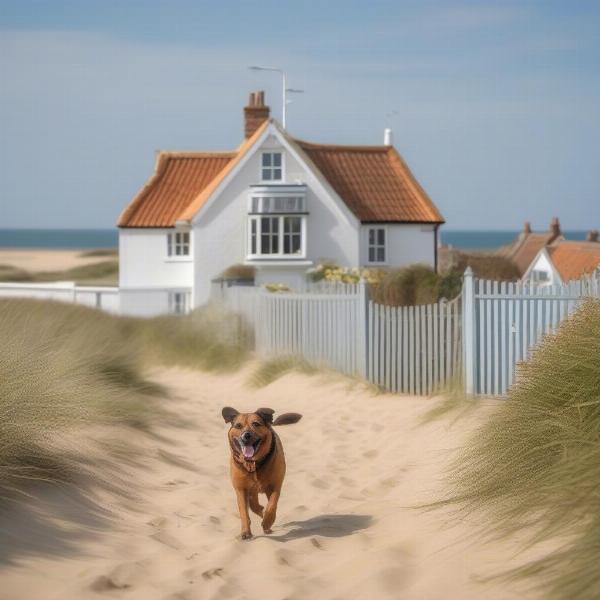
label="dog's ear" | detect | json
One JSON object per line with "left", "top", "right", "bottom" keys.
{"left": 273, "top": 413, "right": 303, "bottom": 426}
{"left": 222, "top": 406, "right": 239, "bottom": 424}
{"left": 255, "top": 407, "right": 275, "bottom": 425}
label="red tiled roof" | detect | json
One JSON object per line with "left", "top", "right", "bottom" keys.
{"left": 549, "top": 241, "right": 600, "bottom": 282}
{"left": 296, "top": 141, "right": 444, "bottom": 223}
{"left": 510, "top": 233, "right": 560, "bottom": 275}
{"left": 118, "top": 121, "right": 444, "bottom": 227}
{"left": 118, "top": 152, "right": 235, "bottom": 227}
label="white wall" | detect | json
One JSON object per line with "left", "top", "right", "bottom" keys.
{"left": 119, "top": 228, "right": 194, "bottom": 289}
{"left": 359, "top": 224, "right": 436, "bottom": 269}
{"left": 192, "top": 134, "right": 360, "bottom": 304}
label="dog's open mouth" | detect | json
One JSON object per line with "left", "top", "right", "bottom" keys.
{"left": 237, "top": 438, "right": 261, "bottom": 460}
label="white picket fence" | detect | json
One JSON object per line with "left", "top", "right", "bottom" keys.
{"left": 220, "top": 283, "right": 461, "bottom": 393}
{"left": 222, "top": 270, "right": 600, "bottom": 397}
{"left": 369, "top": 298, "right": 461, "bottom": 395}
{"left": 463, "top": 268, "right": 600, "bottom": 396}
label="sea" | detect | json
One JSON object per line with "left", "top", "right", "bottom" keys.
{"left": 0, "top": 228, "right": 590, "bottom": 251}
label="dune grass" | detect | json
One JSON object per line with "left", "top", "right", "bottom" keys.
{"left": 440, "top": 299, "right": 600, "bottom": 600}
{"left": 419, "top": 375, "right": 480, "bottom": 425}
{"left": 78, "top": 248, "right": 118, "bottom": 258}
{"left": 249, "top": 355, "right": 320, "bottom": 387}
{"left": 0, "top": 298, "right": 253, "bottom": 503}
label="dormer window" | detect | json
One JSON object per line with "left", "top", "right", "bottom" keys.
{"left": 261, "top": 152, "right": 283, "bottom": 181}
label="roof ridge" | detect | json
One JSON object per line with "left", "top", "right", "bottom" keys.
{"left": 158, "top": 150, "right": 237, "bottom": 158}
{"left": 293, "top": 138, "right": 390, "bottom": 152}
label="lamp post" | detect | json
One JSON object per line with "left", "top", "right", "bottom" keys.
{"left": 249, "top": 65, "right": 292, "bottom": 128}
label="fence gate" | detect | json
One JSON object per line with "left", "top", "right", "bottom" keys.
{"left": 463, "top": 268, "right": 600, "bottom": 396}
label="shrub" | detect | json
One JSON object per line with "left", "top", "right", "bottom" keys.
{"left": 370, "top": 264, "right": 440, "bottom": 306}
{"left": 442, "top": 300, "right": 600, "bottom": 599}
{"left": 222, "top": 263, "right": 256, "bottom": 281}
{"left": 445, "top": 250, "right": 519, "bottom": 281}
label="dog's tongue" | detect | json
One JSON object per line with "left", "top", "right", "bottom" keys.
{"left": 242, "top": 445, "right": 255, "bottom": 459}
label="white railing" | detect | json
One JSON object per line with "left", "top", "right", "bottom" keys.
{"left": 0, "top": 281, "right": 120, "bottom": 313}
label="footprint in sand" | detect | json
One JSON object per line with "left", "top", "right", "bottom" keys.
{"left": 148, "top": 516, "right": 169, "bottom": 529}
{"left": 363, "top": 449, "right": 378, "bottom": 459}
{"left": 310, "top": 537, "right": 323, "bottom": 549}
{"left": 150, "top": 530, "right": 184, "bottom": 550}
{"left": 90, "top": 562, "right": 145, "bottom": 592}
{"left": 201, "top": 567, "right": 224, "bottom": 580}
{"left": 310, "top": 478, "right": 330, "bottom": 490}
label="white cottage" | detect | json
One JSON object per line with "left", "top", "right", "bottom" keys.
{"left": 117, "top": 91, "right": 445, "bottom": 315}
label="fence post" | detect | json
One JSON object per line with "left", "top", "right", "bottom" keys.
{"left": 462, "top": 267, "right": 476, "bottom": 395}
{"left": 358, "top": 280, "right": 369, "bottom": 380}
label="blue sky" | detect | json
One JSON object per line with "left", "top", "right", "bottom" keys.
{"left": 0, "top": 0, "right": 598, "bottom": 230}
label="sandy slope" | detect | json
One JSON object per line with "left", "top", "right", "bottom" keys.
{"left": 0, "top": 249, "right": 112, "bottom": 272}
{"left": 0, "top": 366, "right": 542, "bottom": 600}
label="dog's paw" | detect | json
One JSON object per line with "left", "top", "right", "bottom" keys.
{"left": 240, "top": 531, "right": 253, "bottom": 540}
{"left": 262, "top": 527, "right": 273, "bottom": 535}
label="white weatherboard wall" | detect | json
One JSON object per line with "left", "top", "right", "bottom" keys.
{"left": 192, "top": 134, "right": 360, "bottom": 305}
{"left": 119, "top": 228, "right": 193, "bottom": 315}
{"left": 360, "top": 224, "right": 435, "bottom": 268}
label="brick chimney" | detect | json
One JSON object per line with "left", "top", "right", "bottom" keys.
{"left": 586, "top": 229, "right": 599, "bottom": 242}
{"left": 244, "top": 91, "right": 270, "bottom": 139}
{"left": 549, "top": 216, "right": 561, "bottom": 241}
{"left": 523, "top": 221, "right": 532, "bottom": 235}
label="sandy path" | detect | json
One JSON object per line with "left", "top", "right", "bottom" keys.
{"left": 0, "top": 366, "right": 541, "bottom": 600}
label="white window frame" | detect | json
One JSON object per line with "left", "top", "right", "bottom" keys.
{"left": 167, "top": 231, "right": 191, "bottom": 259}
{"left": 168, "top": 291, "right": 190, "bottom": 315}
{"left": 247, "top": 215, "right": 306, "bottom": 259}
{"left": 260, "top": 151, "right": 284, "bottom": 182}
{"left": 366, "top": 226, "right": 387, "bottom": 264}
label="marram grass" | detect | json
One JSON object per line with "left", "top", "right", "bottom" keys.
{"left": 440, "top": 299, "right": 600, "bottom": 600}
{"left": 0, "top": 298, "right": 253, "bottom": 502}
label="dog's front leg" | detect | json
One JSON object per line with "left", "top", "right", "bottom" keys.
{"left": 262, "top": 489, "right": 280, "bottom": 534}
{"left": 235, "top": 488, "right": 252, "bottom": 539}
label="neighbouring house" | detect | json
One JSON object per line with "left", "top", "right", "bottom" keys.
{"left": 117, "top": 91, "right": 444, "bottom": 315}
{"left": 497, "top": 217, "right": 564, "bottom": 277}
{"left": 523, "top": 230, "right": 600, "bottom": 285}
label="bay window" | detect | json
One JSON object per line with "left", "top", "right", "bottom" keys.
{"left": 249, "top": 215, "right": 304, "bottom": 258}
{"left": 247, "top": 184, "right": 307, "bottom": 259}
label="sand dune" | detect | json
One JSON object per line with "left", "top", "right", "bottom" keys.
{"left": 0, "top": 248, "right": 112, "bottom": 273}
{"left": 0, "top": 366, "right": 542, "bottom": 599}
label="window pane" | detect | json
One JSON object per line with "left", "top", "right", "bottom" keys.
{"left": 273, "top": 153, "right": 282, "bottom": 167}
{"left": 183, "top": 232, "right": 190, "bottom": 244}
{"left": 283, "top": 235, "right": 290, "bottom": 254}
{"left": 369, "top": 247, "right": 375, "bottom": 262}
{"left": 167, "top": 235, "right": 172, "bottom": 256}
{"left": 262, "top": 153, "right": 271, "bottom": 166}
{"left": 176, "top": 245, "right": 182, "bottom": 256}
{"left": 261, "top": 217, "right": 271, "bottom": 233}
{"left": 369, "top": 229, "right": 375, "bottom": 245}
{"left": 262, "top": 169, "right": 271, "bottom": 181}
{"left": 261, "top": 235, "right": 270, "bottom": 254}
{"left": 273, "top": 168, "right": 282, "bottom": 180}
{"left": 377, "top": 229, "right": 385, "bottom": 245}
{"left": 272, "top": 218, "right": 279, "bottom": 233}
{"left": 291, "top": 234, "right": 301, "bottom": 253}
{"left": 377, "top": 247, "right": 385, "bottom": 262}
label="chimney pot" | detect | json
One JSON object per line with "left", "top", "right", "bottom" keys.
{"left": 550, "top": 216, "right": 561, "bottom": 239}
{"left": 244, "top": 90, "right": 270, "bottom": 138}
{"left": 523, "top": 221, "right": 532, "bottom": 234}
{"left": 384, "top": 128, "right": 393, "bottom": 146}
{"left": 586, "top": 229, "right": 599, "bottom": 242}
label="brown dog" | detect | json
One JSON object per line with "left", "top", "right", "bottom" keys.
{"left": 222, "top": 406, "right": 302, "bottom": 539}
